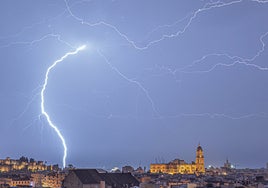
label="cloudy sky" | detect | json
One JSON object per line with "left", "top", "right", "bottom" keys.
{"left": 1, "top": 0, "right": 268, "bottom": 169}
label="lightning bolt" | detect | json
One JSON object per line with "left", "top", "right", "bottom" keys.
{"left": 40, "top": 45, "right": 86, "bottom": 168}
{"left": 0, "top": 33, "right": 74, "bottom": 49}
{"left": 63, "top": 0, "right": 248, "bottom": 50}
{"left": 61, "top": 0, "right": 268, "bottom": 122}
{"left": 97, "top": 50, "right": 159, "bottom": 116}
{"left": 2, "top": 0, "right": 268, "bottom": 167}
{"left": 178, "top": 31, "right": 268, "bottom": 73}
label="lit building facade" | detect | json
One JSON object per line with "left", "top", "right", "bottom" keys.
{"left": 10, "top": 177, "right": 33, "bottom": 187}
{"left": 150, "top": 145, "right": 205, "bottom": 175}
{"left": 0, "top": 157, "right": 56, "bottom": 172}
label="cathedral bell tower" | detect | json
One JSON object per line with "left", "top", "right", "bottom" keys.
{"left": 195, "top": 144, "right": 205, "bottom": 173}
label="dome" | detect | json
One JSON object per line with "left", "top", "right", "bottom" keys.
{"left": 197, "top": 145, "right": 203, "bottom": 151}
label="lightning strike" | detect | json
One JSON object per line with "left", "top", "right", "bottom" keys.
{"left": 153, "top": 31, "right": 268, "bottom": 76}
{"left": 155, "top": 112, "right": 268, "bottom": 120}
{"left": 0, "top": 33, "right": 75, "bottom": 49}
{"left": 63, "top": 0, "right": 268, "bottom": 51}
{"left": 62, "top": 0, "right": 268, "bottom": 121}
{"left": 97, "top": 50, "right": 159, "bottom": 117}
{"left": 180, "top": 31, "right": 268, "bottom": 73}
{"left": 2, "top": 0, "right": 268, "bottom": 166}
{"left": 63, "top": 0, "right": 256, "bottom": 50}
{"left": 10, "top": 87, "right": 41, "bottom": 127}
{"left": 40, "top": 45, "right": 86, "bottom": 168}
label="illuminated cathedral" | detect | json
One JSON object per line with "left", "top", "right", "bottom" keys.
{"left": 150, "top": 144, "right": 205, "bottom": 175}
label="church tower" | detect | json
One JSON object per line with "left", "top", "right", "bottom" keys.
{"left": 195, "top": 144, "right": 205, "bottom": 173}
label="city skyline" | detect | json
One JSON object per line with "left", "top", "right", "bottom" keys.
{"left": 1, "top": 0, "right": 268, "bottom": 169}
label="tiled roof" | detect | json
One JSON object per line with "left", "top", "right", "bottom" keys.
{"left": 71, "top": 169, "right": 139, "bottom": 187}
{"left": 101, "top": 173, "right": 139, "bottom": 187}
{"left": 73, "top": 169, "right": 102, "bottom": 184}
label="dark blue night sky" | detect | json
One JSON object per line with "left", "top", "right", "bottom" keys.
{"left": 1, "top": 0, "right": 268, "bottom": 169}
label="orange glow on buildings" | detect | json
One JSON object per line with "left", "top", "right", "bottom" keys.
{"left": 150, "top": 145, "right": 205, "bottom": 175}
